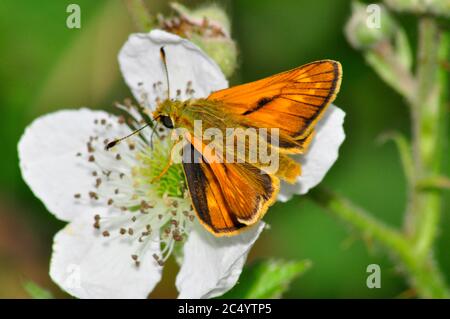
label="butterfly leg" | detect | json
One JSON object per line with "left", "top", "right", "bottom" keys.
{"left": 150, "top": 143, "right": 177, "bottom": 183}
{"left": 151, "top": 158, "right": 173, "bottom": 183}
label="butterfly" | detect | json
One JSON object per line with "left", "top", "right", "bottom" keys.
{"left": 110, "top": 48, "right": 342, "bottom": 237}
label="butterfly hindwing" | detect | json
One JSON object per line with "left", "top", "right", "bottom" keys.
{"left": 182, "top": 138, "right": 279, "bottom": 236}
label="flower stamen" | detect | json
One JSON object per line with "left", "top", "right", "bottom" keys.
{"left": 74, "top": 100, "right": 193, "bottom": 267}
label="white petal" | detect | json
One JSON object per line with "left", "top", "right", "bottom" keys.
{"left": 278, "top": 105, "right": 346, "bottom": 202}
{"left": 176, "top": 221, "right": 265, "bottom": 299}
{"left": 50, "top": 216, "right": 162, "bottom": 299}
{"left": 119, "top": 29, "right": 228, "bottom": 110}
{"left": 18, "top": 108, "right": 130, "bottom": 222}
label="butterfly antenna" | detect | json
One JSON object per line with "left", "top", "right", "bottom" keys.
{"left": 160, "top": 47, "right": 170, "bottom": 100}
{"left": 150, "top": 122, "right": 159, "bottom": 149}
{"left": 105, "top": 123, "right": 151, "bottom": 150}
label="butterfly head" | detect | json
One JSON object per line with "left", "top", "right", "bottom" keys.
{"left": 153, "top": 99, "right": 187, "bottom": 129}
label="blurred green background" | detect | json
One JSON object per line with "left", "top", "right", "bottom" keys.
{"left": 0, "top": 0, "right": 448, "bottom": 298}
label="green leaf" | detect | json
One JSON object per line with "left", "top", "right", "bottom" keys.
{"left": 23, "top": 281, "right": 54, "bottom": 299}
{"left": 378, "top": 131, "right": 414, "bottom": 184}
{"left": 221, "top": 259, "right": 311, "bottom": 299}
{"left": 395, "top": 28, "right": 413, "bottom": 71}
{"left": 364, "top": 49, "right": 415, "bottom": 102}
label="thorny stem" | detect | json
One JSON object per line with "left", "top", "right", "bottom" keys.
{"left": 410, "top": 18, "right": 448, "bottom": 261}
{"left": 309, "top": 187, "right": 449, "bottom": 298}
{"left": 310, "top": 17, "right": 449, "bottom": 298}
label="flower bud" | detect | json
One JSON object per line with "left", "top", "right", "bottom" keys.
{"left": 385, "top": 0, "right": 450, "bottom": 18}
{"left": 159, "top": 2, "right": 238, "bottom": 77}
{"left": 170, "top": 2, "right": 231, "bottom": 36}
{"left": 345, "top": 2, "right": 397, "bottom": 50}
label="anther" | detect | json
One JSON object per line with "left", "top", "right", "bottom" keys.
{"left": 87, "top": 142, "right": 94, "bottom": 153}
{"left": 89, "top": 191, "right": 99, "bottom": 200}
{"left": 140, "top": 200, "right": 152, "bottom": 210}
{"left": 173, "top": 230, "right": 183, "bottom": 242}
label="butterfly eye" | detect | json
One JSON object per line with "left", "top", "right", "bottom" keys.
{"left": 160, "top": 115, "right": 174, "bottom": 129}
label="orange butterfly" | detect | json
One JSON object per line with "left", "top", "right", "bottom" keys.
{"left": 111, "top": 48, "right": 342, "bottom": 237}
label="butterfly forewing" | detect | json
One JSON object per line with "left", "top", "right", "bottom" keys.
{"left": 207, "top": 60, "right": 342, "bottom": 147}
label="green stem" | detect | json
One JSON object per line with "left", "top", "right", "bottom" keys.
{"left": 417, "top": 176, "right": 450, "bottom": 191}
{"left": 409, "top": 18, "right": 448, "bottom": 261}
{"left": 335, "top": 4, "right": 449, "bottom": 298}
{"left": 309, "top": 187, "right": 449, "bottom": 298}
{"left": 309, "top": 188, "right": 406, "bottom": 253}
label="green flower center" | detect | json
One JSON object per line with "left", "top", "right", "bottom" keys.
{"left": 134, "top": 139, "right": 186, "bottom": 198}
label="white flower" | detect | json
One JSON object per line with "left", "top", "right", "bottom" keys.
{"left": 18, "top": 30, "right": 345, "bottom": 299}
{"left": 277, "top": 106, "right": 346, "bottom": 202}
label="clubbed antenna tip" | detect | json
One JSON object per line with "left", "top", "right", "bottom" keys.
{"left": 105, "top": 140, "right": 119, "bottom": 151}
